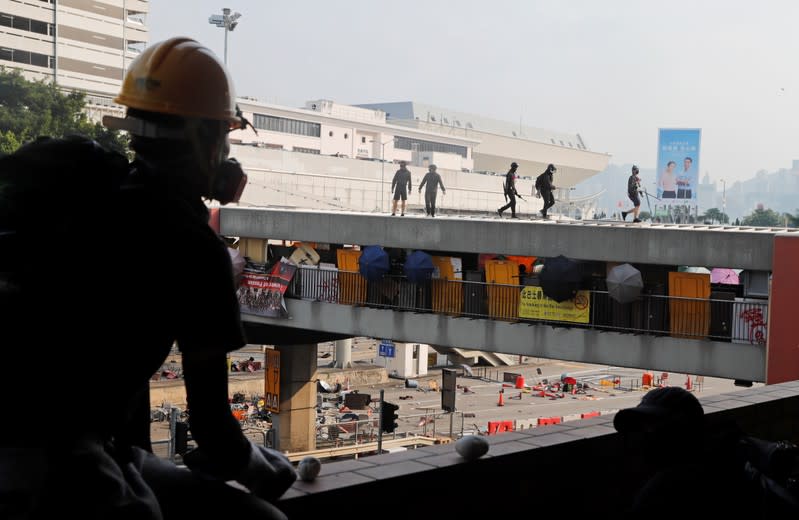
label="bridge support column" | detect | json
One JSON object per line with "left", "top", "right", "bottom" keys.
{"left": 271, "top": 343, "right": 317, "bottom": 453}
{"left": 334, "top": 338, "right": 353, "bottom": 369}
{"left": 766, "top": 233, "right": 799, "bottom": 384}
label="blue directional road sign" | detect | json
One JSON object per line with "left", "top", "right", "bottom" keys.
{"left": 378, "top": 340, "right": 395, "bottom": 358}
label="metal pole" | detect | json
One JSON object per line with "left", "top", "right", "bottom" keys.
{"left": 223, "top": 23, "right": 228, "bottom": 66}
{"left": 381, "top": 144, "right": 385, "bottom": 213}
{"left": 449, "top": 412, "right": 454, "bottom": 440}
{"left": 377, "top": 389, "right": 384, "bottom": 454}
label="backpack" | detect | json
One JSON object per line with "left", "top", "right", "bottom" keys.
{"left": 0, "top": 135, "right": 130, "bottom": 281}
{"left": 535, "top": 173, "right": 545, "bottom": 191}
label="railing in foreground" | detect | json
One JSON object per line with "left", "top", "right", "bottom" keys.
{"left": 287, "top": 267, "right": 768, "bottom": 344}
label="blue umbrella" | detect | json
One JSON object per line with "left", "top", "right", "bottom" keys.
{"left": 358, "top": 245, "right": 389, "bottom": 281}
{"left": 404, "top": 250, "right": 435, "bottom": 284}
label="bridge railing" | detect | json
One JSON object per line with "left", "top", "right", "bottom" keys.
{"left": 288, "top": 267, "right": 768, "bottom": 344}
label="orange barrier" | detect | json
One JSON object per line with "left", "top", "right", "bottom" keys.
{"left": 642, "top": 372, "right": 654, "bottom": 386}
{"left": 515, "top": 375, "right": 525, "bottom": 389}
{"left": 487, "top": 421, "right": 514, "bottom": 435}
{"left": 581, "top": 411, "right": 600, "bottom": 419}
{"left": 537, "top": 417, "right": 562, "bottom": 426}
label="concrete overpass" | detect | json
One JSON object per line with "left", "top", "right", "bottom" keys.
{"left": 213, "top": 207, "right": 799, "bottom": 452}
{"left": 218, "top": 207, "right": 788, "bottom": 270}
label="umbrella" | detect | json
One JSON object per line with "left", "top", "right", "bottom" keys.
{"left": 711, "top": 268, "right": 740, "bottom": 285}
{"left": 538, "top": 255, "right": 581, "bottom": 303}
{"left": 358, "top": 245, "right": 389, "bottom": 281}
{"left": 606, "top": 263, "right": 644, "bottom": 304}
{"left": 404, "top": 250, "right": 435, "bottom": 284}
{"left": 681, "top": 266, "right": 711, "bottom": 274}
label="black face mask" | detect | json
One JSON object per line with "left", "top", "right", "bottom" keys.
{"left": 211, "top": 157, "right": 248, "bottom": 204}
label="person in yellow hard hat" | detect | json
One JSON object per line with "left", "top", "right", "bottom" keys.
{"left": 0, "top": 37, "right": 294, "bottom": 519}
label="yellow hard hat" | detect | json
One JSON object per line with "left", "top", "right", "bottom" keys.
{"left": 115, "top": 37, "right": 240, "bottom": 128}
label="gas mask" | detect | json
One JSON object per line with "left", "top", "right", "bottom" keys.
{"left": 212, "top": 157, "right": 248, "bottom": 205}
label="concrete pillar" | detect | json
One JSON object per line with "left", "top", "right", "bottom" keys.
{"left": 765, "top": 233, "right": 799, "bottom": 384}
{"left": 334, "top": 338, "right": 353, "bottom": 369}
{"left": 271, "top": 344, "right": 317, "bottom": 453}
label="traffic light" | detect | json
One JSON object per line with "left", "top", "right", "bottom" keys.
{"left": 381, "top": 401, "right": 399, "bottom": 433}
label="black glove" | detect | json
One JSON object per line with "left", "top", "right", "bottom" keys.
{"left": 183, "top": 441, "right": 297, "bottom": 501}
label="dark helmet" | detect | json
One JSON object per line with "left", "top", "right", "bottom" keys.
{"left": 510, "top": 162, "right": 518, "bottom": 168}
{"left": 632, "top": 165, "right": 640, "bottom": 174}
{"left": 548, "top": 163, "right": 557, "bottom": 173}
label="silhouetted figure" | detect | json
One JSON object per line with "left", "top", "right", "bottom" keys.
{"left": 498, "top": 162, "right": 520, "bottom": 218}
{"left": 613, "top": 386, "right": 797, "bottom": 517}
{"left": 621, "top": 165, "right": 642, "bottom": 222}
{"left": 535, "top": 164, "right": 557, "bottom": 219}
{"left": 0, "top": 37, "right": 294, "bottom": 519}
{"left": 418, "top": 164, "right": 446, "bottom": 217}
{"left": 391, "top": 161, "right": 412, "bottom": 216}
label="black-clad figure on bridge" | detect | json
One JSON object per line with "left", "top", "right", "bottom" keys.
{"left": 535, "top": 163, "right": 557, "bottom": 219}
{"left": 0, "top": 38, "right": 295, "bottom": 519}
{"left": 621, "top": 164, "right": 642, "bottom": 222}
{"left": 418, "top": 164, "right": 446, "bottom": 217}
{"left": 498, "top": 161, "right": 520, "bottom": 218}
{"left": 391, "top": 160, "right": 412, "bottom": 216}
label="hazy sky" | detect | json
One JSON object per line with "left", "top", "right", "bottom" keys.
{"left": 149, "top": 0, "right": 798, "bottom": 184}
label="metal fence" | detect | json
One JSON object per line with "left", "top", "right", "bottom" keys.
{"left": 288, "top": 267, "right": 768, "bottom": 344}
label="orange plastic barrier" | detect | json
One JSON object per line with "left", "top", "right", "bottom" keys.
{"left": 514, "top": 375, "right": 525, "bottom": 389}
{"left": 538, "top": 417, "right": 562, "bottom": 426}
{"left": 581, "top": 411, "right": 600, "bottom": 419}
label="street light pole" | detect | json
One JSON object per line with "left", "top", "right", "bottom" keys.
{"left": 371, "top": 138, "right": 392, "bottom": 212}
{"left": 208, "top": 7, "right": 242, "bottom": 67}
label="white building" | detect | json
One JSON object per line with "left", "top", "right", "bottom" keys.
{"left": 230, "top": 98, "right": 610, "bottom": 217}
{"left": 1, "top": 0, "right": 149, "bottom": 116}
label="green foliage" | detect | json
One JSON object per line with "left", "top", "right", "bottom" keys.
{"left": 741, "top": 207, "right": 782, "bottom": 227}
{"left": 702, "top": 207, "right": 729, "bottom": 224}
{"left": 0, "top": 67, "right": 127, "bottom": 154}
{"left": 638, "top": 211, "right": 652, "bottom": 221}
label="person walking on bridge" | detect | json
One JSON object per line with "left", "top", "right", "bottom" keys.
{"left": 622, "top": 165, "right": 643, "bottom": 222}
{"left": 535, "top": 163, "right": 557, "bottom": 219}
{"left": 391, "top": 160, "right": 412, "bottom": 216}
{"left": 497, "top": 161, "right": 520, "bottom": 218}
{"left": 418, "top": 164, "right": 446, "bottom": 217}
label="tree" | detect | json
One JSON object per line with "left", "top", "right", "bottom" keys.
{"left": 0, "top": 67, "right": 127, "bottom": 155}
{"left": 741, "top": 207, "right": 782, "bottom": 227}
{"left": 703, "top": 208, "right": 729, "bottom": 224}
{"left": 784, "top": 210, "right": 799, "bottom": 228}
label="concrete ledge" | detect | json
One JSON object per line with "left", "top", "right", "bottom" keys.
{"left": 277, "top": 381, "right": 799, "bottom": 515}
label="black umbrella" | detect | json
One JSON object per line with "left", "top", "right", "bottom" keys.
{"left": 538, "top": 255, "right": 581, "bottom": 303}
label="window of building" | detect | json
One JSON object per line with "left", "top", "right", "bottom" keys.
{"left": 344, "top": 133, "right": 349, "bottom": 139}
{"left": 0, "top": 45, "right": 56, "bottom": 69}
{"left": 292, "top": 147, "right": 320, "bottom": 155}
{"left": 394, "top": 136, "right": 468, "bottom": 158}
{"left": 361, "top": 136, "right": 366, "bottom": 144}
{"left": 252, "top": 113, "right": 321, "bottom": 137}
{"left": 1, "top": 12, "right": 50, "bottom": 36}
{"left": 329, "top": 131, "right": 334, "bottom": 137}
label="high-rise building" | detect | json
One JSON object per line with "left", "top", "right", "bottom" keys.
{"left": 0, "top": 0, "right": 149, "bottom": 107}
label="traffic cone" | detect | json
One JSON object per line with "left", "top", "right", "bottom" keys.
{"left": 497, "top": 389, "right": 505, "bottom": 407}
{"left": 685, "top": 375, "right": 693, "bottom": 391}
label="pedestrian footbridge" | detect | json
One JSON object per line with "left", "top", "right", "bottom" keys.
{"left": 218, "top": 207, "right": 799, "bottom": 385}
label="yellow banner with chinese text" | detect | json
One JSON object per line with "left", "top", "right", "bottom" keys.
{"left": 518, "top": 286, "right": 590, "bottom": 323}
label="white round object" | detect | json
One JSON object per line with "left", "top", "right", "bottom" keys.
{"left": 297, "top": 456, "right": 322, "bottom": 482}
{"left": 455, "top": 435, "right": 489, "bottom": 461}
